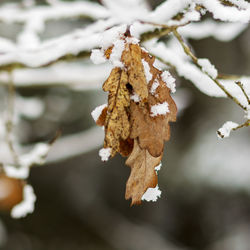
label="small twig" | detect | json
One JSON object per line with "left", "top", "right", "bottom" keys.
{"left": 172, "top": 29, "right": 247, "bottom": 111}
{"left": 5, "top": 71, "right": 19, "bottom": 165}
{"left": 235, "top": 81, "right": 250, "bottom": 105}
{"left": 233, "top": 120, "right": 250, "bottom": 131}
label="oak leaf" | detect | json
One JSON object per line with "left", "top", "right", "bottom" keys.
{"left": 125, "top": 139, "right": 162, "bottom": 205}
{"left": 130, "top": 51, "right": 177, "bottom": 157}
{"left": 102, "top": 67, "right": 130, "bottom": 156}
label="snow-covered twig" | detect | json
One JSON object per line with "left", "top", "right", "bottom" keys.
{"left": 172, "top": 29, "right": 248, "bottom": 111}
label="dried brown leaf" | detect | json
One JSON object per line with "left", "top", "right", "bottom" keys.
{"left": 102, "top": 68, "right": 130, "bottom": 156}
{"left": 125, "top": 139, "right": 162, "bottom": 205}
{"left": 96, "top": 107, "right": 107, "bottom": 127}
{"left": 130, "top": 53, "right": 177, "bottom": 157}
{"left": 122, "top": 43, "right": 148, "bottom": 100}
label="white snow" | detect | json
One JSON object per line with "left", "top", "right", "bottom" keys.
{"left": 150, "top": 79, "right": 160, "bottom": 95}
{"left": 4, "top": 165, "right": 29, "bottom": 179}
{"left": 155, "top": 162, "right": 162, "bottom": 173}
{"left": 149, "top": 0, "right": 192, "bottom": 23}
{"left": 178, "top": 20, "right": 248, "bottom": 42}
{"left": 142, "top": 59, "right": 152, "bottom": 83}
{"left": 161, "top": 71, "right": 176, "bottom": 93}
{"left": 141, "top": 185, "right": 161, "bottom": 202}
{"left": 130, "top": 93, "right": 141, "bottom": 102}
{"left": 90, "top": 49, "right": 107, "bottom": 65}
{"left": 126, "top": 37, "right": 139, "bottom": 45}
{"left": 99, "top": 147, "right": 111, "bottom": 162}
{"left": 100, "top": 24, "right": 127, "bottom": 50}
{"left": 3, "top": 143, "right": 50, "bottom": 179}
{"left": 19, "top": 143, "right": 50, "bottom": 168}
{"left": 150, "top": 102, "right": 170, "bottom": 117}
{"left": 198, "top": 58, "right": 218, "bottom": 79}
{"left": 11, "top": 184, "right": 36, "bottom": 218}
{"left": 109, "top": 39, "right": 125, "bottom": 67}
{"left": 197, "top": 0, "right": 250, "bottom": 23}
{"left": 91, "top": 104, "right": 107, "bottom": 122}
{"left": 217, "top": 121, "right": 239, "bottom": 138}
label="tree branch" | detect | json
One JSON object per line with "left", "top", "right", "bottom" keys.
{"left": 172, "top": 29, "right": 247, "bottom": 111}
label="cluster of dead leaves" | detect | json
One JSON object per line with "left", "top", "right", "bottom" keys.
{"left": 95, "top": 35, "right": 177, "bottom": 205}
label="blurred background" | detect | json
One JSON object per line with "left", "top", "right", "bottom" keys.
{"left": 0, "top": 0, "right": 249, "bottom": 249}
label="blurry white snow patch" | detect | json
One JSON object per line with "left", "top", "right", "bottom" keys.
{"left": 217, "top": 121, "right": 239, "bottom": 138}
{"left": 11, "top": 185, "right": 36, "bottom": 219}
{"left": 99, "top": 148, "right": 111, "bottom": 162}
{"left": 142, "top": 59, "right": 152, "bottom": 83}
{"left": 150, "top": 102, "right": 169, "bottom": 117}
{"left": 198, "top": 58, "right": 218, "bottom": 79}
{"left": 91, "top": 104, "right": 107, "bottom": 122}
{"left": 90, "top": 49, "right": 107, "bottom": 64}
{"left": 142, "top": 185, "right": 161, "bottom": 202}
{"left": 4, "top": 165, "right": 29, "bottom": 179}
{"left": 17, "top": 96, "right": 44, "bottom": 120}
{"left": 20, "top": 143, "right": 50, "bottom": 168}
{"left": 161, "top": 71, "right": 176, "bottom": 93}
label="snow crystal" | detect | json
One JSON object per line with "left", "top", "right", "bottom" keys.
{"left": 109, "top": 39, "right": 125, "bottom": 67}
{"left": 130, "top": 93, "right": 140, "bottom": 102}
{"left": 150, "top": 102, "right": 169, "bottom": 117}
{"left": 198, "top": 58, "right": 218, "bottom": 79}
{"left": 99, "top": 147, "right": 111, "bottom": 162}
{"left": 155, "top": 162, "right": 162, "bottom": 173}
{"left": 150, "top": 79, "right": 160, "bottom": 95}
{"left": 161, "top": 71, "right": 176, "bottom": 93}
{"left": 217, "top": 121, "right": 239, "bottom": 139}
{"left": 141, "top": 185, "right": 161, "bottom": 202}
{"left": 11, "top": 184, "right": 36, "bottom": 218}
{"left": 91, "top": 104, "right": 107, "bottom": 122}
{"left": 90, "top": 49, "right": 107, "bottom": 65}
{"left": 142, "top": 59, "right": 152, "bottom": 83}
{"left": 4, "top": 165, "right": 29, "bottom": 179}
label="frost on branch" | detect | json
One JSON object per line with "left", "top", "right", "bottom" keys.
{"left": 91, "top": 31, "right": 177, "bottom": 205}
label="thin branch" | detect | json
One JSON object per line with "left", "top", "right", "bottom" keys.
{"left": 5, "top": 71, "right": 19, "bottom": 165}
{"left": 172, "top": 29, "right": 247, "bottom": 111}
{"left": 235, "top": 81, "right": 250, "bottom": 105}
{"left": 232, "top": 120, "right": 250, "bottom": 131}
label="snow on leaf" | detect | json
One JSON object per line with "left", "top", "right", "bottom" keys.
{"left": 142, "top": 59, "right": 152, "bottom": 83}
{"left": 150, "top": 102, "right": 170, "bottom": 117}
{"left": 141, "top": 185, "right": 161, "bottom": 202}
{"left": 161, "top": 71, "right": 176, "bottom": 93}
{"left": 91, "top": 104, "right": 107, "bottom": 123}
{"left": 99, "top": 147, "right": 111, "bottom": 162}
